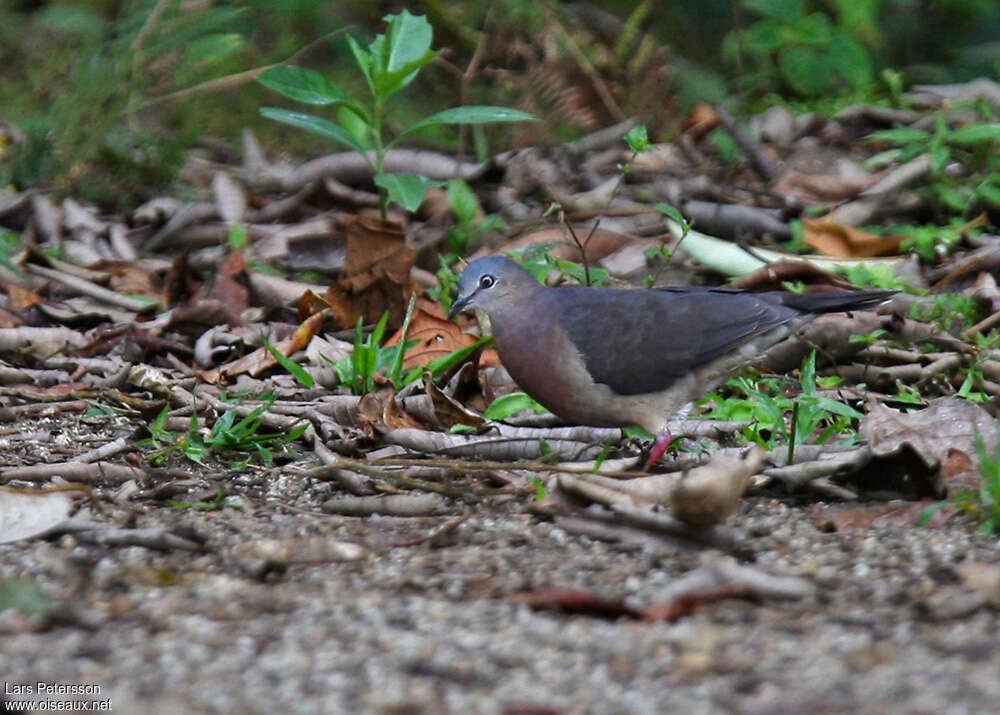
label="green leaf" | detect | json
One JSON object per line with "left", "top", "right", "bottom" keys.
{"left": 374, "top": 49, "right": 440, "bottom": 99}
{"left": 483, "top": 392, "right": 549, "bottom": 420}
{"left": 401, "top": 336, "right": 492, "bottom": 387}
{"left": 374, "top": 173, "right": 444, "bottom": 212}
{"left": 779, "top": 46, "right": 831, "bottom": 96}
{"left": 865, "top": 128, "right": 932, "bottom": 145}
{"left": 346, "top": 35, "right": 374, "bottom": 92}
{"left": 948, "top": 123, "right": 1000, "bottom": 145}
{"left": 257, "top": 66, "right": 353, "bottom": 107}
{"left": 376, "top": 10, "right": 433, "bottom": 75}
{"left": 976, "top": 181, "right": 1000, "bottom": 206}
{"left": 259, "top": 108, "right": 370, "bottom": 158}
{"left": 337, "top": 106, "right": 371, "bottom": 148}
{"left": 827, "top": 34, "right": 874, "bottom": 90}
{"left": 743, "top": 0, "right": 806, "bottom": 21}
{"left": 262, "top": 334, "right": 315, "bottom": 388}
{"left": 623, "top": 125, "right": 650, "bottom": 153}
{"left": 394, "top": 106, "right": 538, "bottom": 143}
{"left": 0, "top": 580, "right": 54, "bottom": 616}
{"left": 389, "top": 293, "right": 417, "bottom": 386}
{"left": 447, "top": 179, "right": 480, "bottom": 225}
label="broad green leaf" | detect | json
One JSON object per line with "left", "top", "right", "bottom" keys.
{"left": 483, "top": 392, "right": 550, "bottom": 421}
{"left": 739, "top": 19, "right": 787, "bottom": 55}
{"left": 976, "top": 181, "right": 1000, "bottom": 206}
{"left": 743, "top": 0, "right": 806, "bottom": 21}
{"left": 346, "top": 35, "right": 374, "bottom": 92}
{"left": 402, "top": 336, "right": 492, "bottom": 387}
{"left": 260, "top": 108, "right": 369, "bottom": 157}
{"left": 827, "top": 34, "right": 874, "bottom": 90}
{"left": 262, "top": 335, "right": 315, "bottom": 388}
{"left": 374, "top": 173, "right": 444, "bottom": 211}
{"left": 447, "top": 179, "right": 480, "bottom": 225}
{"left": 622, "top": 125, "right": 649, "bottom": 153}
{"left": 258, "top": 66, "right": 353, "bottom": 107}
{"left": 779, "top": 46, "right": 831, "bottom": 96}
{"left": 394, "top": 106, "right": 538, "bottom": 143}
{"left": 377, "top": 10, "right": 433, "bottom": 75}
{"left": 373, "top": 49, "right": 440, "bottom": 98}
{"left": 866, "top": 128, "right": 931, "bottom": 145}
{"left": 338, "top": 106, "right": 371, "bottom": 148}
{"left": 949, "top": 123, "right": 1000, "bottom": 145}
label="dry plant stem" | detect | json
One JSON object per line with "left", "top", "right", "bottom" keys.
{"left": 56, "top": 525, "right": 204, "bottom": 552}
{"left": 0, "top": 400, "right": 89, "bottom": 422}
{"left": 830, "top": 355, "right": 964, "bottom": 385}
{"left": 761, "top": 445, "right": 872, "bottom": 491}
{"left": 368, "top": 456, "right": 653, "bottom": 479}
{"left": 25, "top": 263, "right": 154, "bottom": 313}
{"left": 141, "top": 28, "right": 354, "bottom": 109}
{"left": 0, "top": 461, "right": 148, "bottom": 484}
{"left": 962, "top": 310, "right": 1000, "bottom": 339}
{"left": 608, "top": 504, "right": 744, "bottom": 552}
{"left": 390, "top": 510, "right": 476, "bottom": 547}
{"left": 549, "top": 11, "right": 627, "bottom": 123}
{"left": 305, "top": 461, "right": 475, "bottom": 499}
{"left": 713, "top": 104, "right": 779, "bottom": 182}
{"left": 73, "top": 437, "right": 133, "bottom": 464}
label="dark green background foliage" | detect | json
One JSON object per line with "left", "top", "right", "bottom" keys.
{"left": 0, "top": 0, "right": 998, "bottom": 206}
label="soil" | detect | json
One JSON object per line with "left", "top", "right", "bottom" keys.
{"left": 2, "top": 412, "right": 999, "bottom": 715}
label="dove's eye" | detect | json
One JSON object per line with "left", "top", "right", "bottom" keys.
{"left": 479, "top": 275, "right": 496, "bottom": 290}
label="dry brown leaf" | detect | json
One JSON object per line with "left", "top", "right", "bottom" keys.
{"left": 802, "top": 218, "right": 904, "bottom": 258}
{"left": 670, "top": 447, "right": 763, "bottom": 526}
{"left": 857, "top": 397, "right": 996, "bottom": 497}
{"left": 385, "top": 309, "right": 478, "bottom": 369}
{"left": 424, "top": 369, "right": 486, "bottom": 430}
{"left": 209, "top": 250, "right": 250, "bottom": 314}
{"left": 90, "top": 259, "right": 160, "bottom": 301}
{"left": 203, "top": 311, "right": 324, "bottom": 383}
{"left": 6, "top": 283, "right": 42, "bottom": 313}
{"left": 325, "top": 216, "right": 417, "bottom": 331}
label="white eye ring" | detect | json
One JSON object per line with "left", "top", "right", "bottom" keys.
{"left": 479, "top": 275, "right": 495, "bottom": 289}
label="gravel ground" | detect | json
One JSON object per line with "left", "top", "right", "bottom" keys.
{"left": 2, "top": 414, "right": 999, "bottom": 715}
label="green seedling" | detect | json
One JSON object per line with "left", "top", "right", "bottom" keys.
{"left": 141, "top": 393, "right": 307, "bottom": 467}
{"left": 513, "top": 245, "right": 611, "bottom": 287}
{"left": 702, "top": 351, "right": 863, "bottom": 457}
{"left": 865, "top": 115, "right": 1000, "bottom": 217}
{"left": 168, "top": 487, "right": 229, "bottom": 512}
{"left": 444, "top": 178, "right": 507, "bottom": 256}
{"left": 721, "top": 1, "right": 874, "bottom": 98}
{"left": 263, "top": 334, "right": 315, "bottom": 388}
{"left": 919, "top": 427, "right": 1000, "bottom": 534}
{"left": 330, "top": 302, "right": 492, "bottom": 395}
{"left": 258, "top": 10, "right": 536, "bottom": 218}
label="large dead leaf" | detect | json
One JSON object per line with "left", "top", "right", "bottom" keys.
{"left": 857, "top": 397, "right": 996, "bottom": 496}
{"left": 802, "top": 218, "right": 904, "bottom": 258}
{"left": 0, "top": 487, "right": 77, "bottom": 544}
{"left": 325, "top": 215, "right": 417, "bottom": 330}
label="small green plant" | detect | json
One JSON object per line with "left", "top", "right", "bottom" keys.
{"left": 865, "top": 116, "right": 1000, "bottom": 217}
{"left": 330, "top": 303, "right": 491, "bottom": 395}
{"left": 644, "top": 202, "right": 693, "bottom": 285}
{"left": 702, "top": 352, "right": 862, "bottom": 455}
{"left": 513, "top": 245, "right": 611, "bottom": 287}
{"left": 722, "top": 0, "right": 874, "bottom": 98}
{"left": 168, "top": 487, "right": 230, "bottom": 512}
{"left": 429, "top": 257, "right": 461, "bottom": 313}
{"left": 141, "top": 393, "right": 307, "bottom": 467}
{"left": 919, "top": 427, "right": 1000, "bottom": 534}
{"left": 258, "top": 10, "right": 536, "bottom": 218}
{"left": 444, "top": 179, "right": 507, "bottom": 256}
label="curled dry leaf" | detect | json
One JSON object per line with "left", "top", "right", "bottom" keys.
{"left": 802, "top": 218, "right": 904, "bottom": 258}
{"left": 858, "top": 396, "right": 996, "bottom": 496}
{"left": 670, "top": 446, "right": 763, "bottom": 527}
